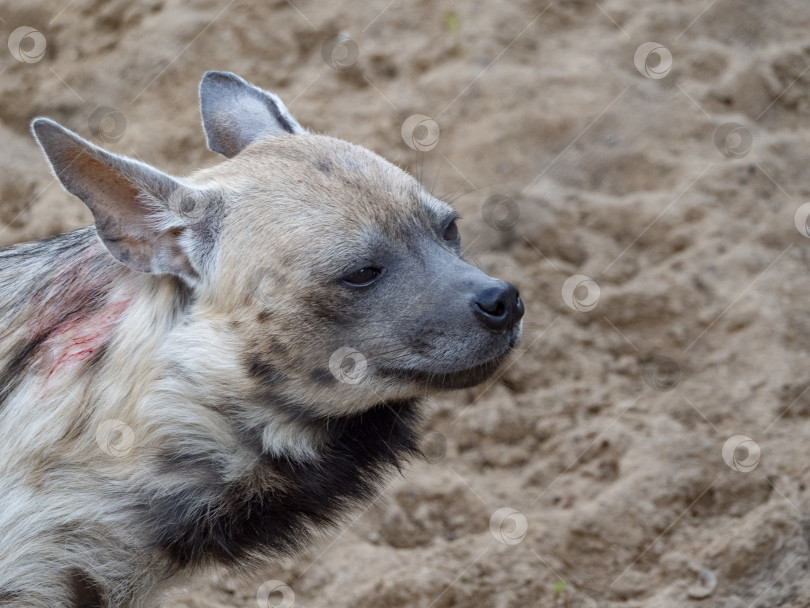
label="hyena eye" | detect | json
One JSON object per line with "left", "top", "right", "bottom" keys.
{"left": 343, "top": 266, "right": 383, "bottom": 286}
{"left": 443, "top": 219, "right": 459, "bottom": 241}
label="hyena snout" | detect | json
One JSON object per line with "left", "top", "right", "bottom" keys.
{"left": 471, "top": 280, "right": 524, "bottom": 332}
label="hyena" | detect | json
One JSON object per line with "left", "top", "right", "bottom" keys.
{"left": 0, "top": 71, "right": 524, "bottom": 607}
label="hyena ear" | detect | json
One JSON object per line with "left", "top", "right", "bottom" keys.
{"left": 199, "top": 70, "right": 306, "bottom": 158}
{"left": 31, "top": 118, "right": 207, "bottom": 285}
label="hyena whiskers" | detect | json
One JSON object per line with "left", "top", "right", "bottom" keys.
{"left": 0, "top": 71, "right": 524, "bottom": 607}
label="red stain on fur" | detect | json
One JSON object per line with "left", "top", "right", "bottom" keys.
{"left": 43, "top": 300, "right": 129, "bottom": 377}
{"left": 27, "top": 241, "right": 131, "bottom": 384}
{"left": 43, "top": 299, "right": 130, "bottom": 378}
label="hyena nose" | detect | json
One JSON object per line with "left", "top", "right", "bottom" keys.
{"left": 472, "top": 282, "right": 524, "bottom": 331}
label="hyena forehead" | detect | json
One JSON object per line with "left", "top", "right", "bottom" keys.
{"left": 211, "top": 134, "right": 454, "bottom": 233}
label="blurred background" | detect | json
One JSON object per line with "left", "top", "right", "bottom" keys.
{"left": 3, "top": 1, "right": 810, "bottom": 606}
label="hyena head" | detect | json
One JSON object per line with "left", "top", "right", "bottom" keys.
{"left": 32, "top": 71, "right": 524, "bottom": 421}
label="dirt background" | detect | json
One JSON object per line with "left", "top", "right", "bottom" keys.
{"left": 4, "top": 0, "right": 810, "bottom": 606}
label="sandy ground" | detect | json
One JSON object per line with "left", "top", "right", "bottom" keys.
{"left": 4, "top": 0, "right": 810, "bottom": 606}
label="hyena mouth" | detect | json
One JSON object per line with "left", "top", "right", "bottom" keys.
{"left": 380, "top": 351, "right": 512, "bottom": 390}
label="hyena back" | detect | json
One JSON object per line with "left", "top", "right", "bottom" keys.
{"left": 0, "top": 72, "right": 524, "bottom": 607}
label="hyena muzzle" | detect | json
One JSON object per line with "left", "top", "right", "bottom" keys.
{"left": 0, "top": 71, "right": 524, "bottom": 607}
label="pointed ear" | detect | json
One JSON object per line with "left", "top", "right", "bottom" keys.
{"left": 31, "top": 118, "right": 209, "bottom": 284}
{"left": 199, "top": 71, "right": 306, "bottom": 158}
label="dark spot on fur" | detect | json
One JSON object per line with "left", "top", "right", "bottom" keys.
{"left": 77, "top": 340, "right": 110, "bottom": 382}
{"left": 261, "top": 392, "right": 323, "bottom": 429}
{"left": 0, "top": 590, "right": 21, "bottom": 605}
{"left": 406, "top": 334, "right": 434, "bottom": 357}
{"left": 67, "top": 569, "right": 105, "bottom": 608}
{"left": 263, "top": 335, "right": 292, "bottom": 360}
{"left": 60, "top": 403, "right": 93, "bottom": 445}
{"left": 247, "top": 354, "right": 286, "bottom": 385}
{"left": 144, "top": 399, "right": 422, "bottom": 571}
{"left": 310, "top": 368, "right": 334, "bottom": 385}
{"left": 257, "top": 309, "right": 272, "bottom": 323}
{"left": 299, "top": 292, "right": 340, "bottom": 324}
{"left": 0, "top": 334, "right": 49, "bottom": 408}
{"left": 157, "top": 448, "right": 226, "bottom": 484}
{"left": 314, "top": 159, "right": 332, "bottom": 175}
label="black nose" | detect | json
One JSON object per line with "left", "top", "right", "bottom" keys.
{"left": 472, "top": 282, "right": 524, "bottom": 331}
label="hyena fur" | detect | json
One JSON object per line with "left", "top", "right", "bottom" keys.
{"left": 0, "top": 71, "right": 524, "bottom": 607}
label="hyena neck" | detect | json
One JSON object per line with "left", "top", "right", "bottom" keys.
{"left": 145, "top": 397, "right": 424, "bottom": 572}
